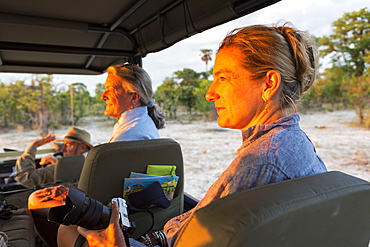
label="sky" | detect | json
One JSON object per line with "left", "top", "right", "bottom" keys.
{"left": 0, "top": 0, "right": 368, "bottom": 96}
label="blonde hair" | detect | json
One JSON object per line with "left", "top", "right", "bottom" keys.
{"left": 218, "top": 22, "right": 318, "bottom": 110}
{"left": 106, "top": 65, "right": 165, "bottom": 129}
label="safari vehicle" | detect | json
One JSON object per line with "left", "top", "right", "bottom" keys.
{"left": 1, "top": 1, "right": 370, "bottom": 247}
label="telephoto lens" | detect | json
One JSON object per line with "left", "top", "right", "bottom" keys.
{"left": 48, "top": 187, "right": 111, "bottom": 230}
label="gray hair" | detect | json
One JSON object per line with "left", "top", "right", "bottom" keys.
{"left": 218, "top": 22, "right": 318, "bottom": 110}
{"left": 107, "top": 64, "right": 165, "bottom": 129}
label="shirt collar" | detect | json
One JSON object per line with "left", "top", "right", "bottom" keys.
{"left": 241, "top": 113, "right": 300, "bottom": 146}
{"left": 118, "top": 106, "right": 148, "bottom": 125}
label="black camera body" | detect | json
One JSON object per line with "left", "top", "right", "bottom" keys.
{"left": 48, "top": 186, "right": 132, "bottom": 231}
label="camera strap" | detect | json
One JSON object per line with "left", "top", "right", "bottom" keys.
{"left": 126, "top": 181, "right": 171, "bottom": 235}
{"left": 74, "top": 235, "right": 86, "bottom": 247}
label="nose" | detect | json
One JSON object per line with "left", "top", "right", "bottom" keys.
{"left": 61, "top": 144, "right": 67, "bottom": 153}
{"left": 101, "top": 91, "right": 108, "bottom": 101}
{"left": 205, "top": 82, "right": 219, "bottom": 102}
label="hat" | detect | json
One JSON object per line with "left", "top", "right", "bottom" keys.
{"left": 56, "top": 127, "right": 93, "bottom": 149}
{"left": 127, "top": 181, "right": 171, "bottom": 211}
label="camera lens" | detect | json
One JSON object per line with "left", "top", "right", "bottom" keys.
{"left": 77, "top": 197, "right": 111, "bottom": 230}
{"left": 48, "top": 187, "right": 111, "bottom": 230}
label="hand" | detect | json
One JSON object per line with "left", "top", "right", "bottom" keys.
{"left": 77, "top": 201, "right": 127, "bottom": 247}
{"left": 39, "top": 154, "right": 58, "bottom": 165}
{"left": 28, "top": 185, "right": 70, "bottom": 209}
{"left": 32, "top": 133, "right": 56, "bottom": 147}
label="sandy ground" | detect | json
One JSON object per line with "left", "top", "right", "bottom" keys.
{"left": 1, "top": 110, "right": 369, "bottom": 199}
{"left": 160, "top": 110, "right": 370, "bottom": 199}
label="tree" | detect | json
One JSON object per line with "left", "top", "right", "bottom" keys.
{"left": 0, "top": 75, "right": 108, "bottom": 130}
{"left": 174, "top": 69, "right": 201, "bottom": 116}
{"left": 342, "top": 72, "right": 370, "bottom": 124}
{"left": 318, "top": 8, "right": 370, "bottom": 77}
{"left": 71, "top": 83, "right": 91, "bottom": 123}
{"left": 154, "top": 77, "right": 179, "bottom": 119}
{"left": 318, "top": 8, "right": 370, "bottom": 123}
{"left": 200, "top": 49, "right": 213, "bottom": 74}
{"left": 174, "top": 68, "right": 201, "bottom": 87}
{"left": 194, "top": 79, "right": 216, "bottom": 120}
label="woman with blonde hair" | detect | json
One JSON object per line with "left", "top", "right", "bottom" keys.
{"left": 62, "top": 22, "right": 327, "bottom": 247}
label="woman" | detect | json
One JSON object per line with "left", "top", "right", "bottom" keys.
{"left": 31, "top": 64, "right": 165, "bottom": 206}
{"left": 67, "top": 22, "right": 327, "bottom": 246}
{"left": 102, "top": 64, "right": 165, "bottom": 142}
{"left": 34, "top": 64, "right": 165, "bottom": 247}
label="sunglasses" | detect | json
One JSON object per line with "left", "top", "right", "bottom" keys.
{"left": 118, "top": 63, "right": 138, "bottom": 81}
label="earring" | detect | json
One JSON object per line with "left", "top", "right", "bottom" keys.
{"left": 262, "top": 95, "right": 268, "bottom": 112}
{"left": 264, "top": 101, "right": 269, "bottom": 113}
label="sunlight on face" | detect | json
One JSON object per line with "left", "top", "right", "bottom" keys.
{"left": 61, "top": 141, "right": 79, "bottom": 156}
{"left": 205, "top": 47, "right": 264, "bottom": 130}
{"left": 101, "top": 74, "right": 132, "bottom": 120}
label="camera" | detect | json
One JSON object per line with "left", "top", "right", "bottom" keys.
{"left": 48, "top": 186, "right": 133, "bottom": 231}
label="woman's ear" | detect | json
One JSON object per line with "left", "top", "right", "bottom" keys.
{"left": 131, "top": 92, "right": 141, "bottom": 105}
{"left": 262, "top": 70, "right": 281, "bottom": 102}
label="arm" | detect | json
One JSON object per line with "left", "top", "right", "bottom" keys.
{"left": 14, "top": 134, "right": 56, "bottom": 188}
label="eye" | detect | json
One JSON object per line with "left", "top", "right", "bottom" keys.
{"left": 218, "top": 73, "right": 230, "bottom": 82}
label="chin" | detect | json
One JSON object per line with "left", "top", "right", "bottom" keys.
{"left": 217, "top": 119, "right": 228, "bottom": 129}
{"left": 217, "top": 119, "right": 239, "bottom": 130}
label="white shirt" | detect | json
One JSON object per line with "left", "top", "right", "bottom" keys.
{"left": 108, "top": 106, "right": 160, "bottom": 143}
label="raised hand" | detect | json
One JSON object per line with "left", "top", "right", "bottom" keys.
{"left": 32, "top": 133, "right": 56, "bottom": 147}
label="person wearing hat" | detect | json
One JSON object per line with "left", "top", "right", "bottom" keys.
{"left": 14, "top": 127, "right": 93, "bottom": 189}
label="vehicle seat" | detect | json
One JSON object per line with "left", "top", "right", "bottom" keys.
{"left": 54, "top": 155, "right": 85, "bottom": 183}
{"left": 77, "top": 138, "right": 184, "bottom": 239}
{"left": 175, "top": 171, "right": 370, "bottom": 247}
{"left": 0, "top": 208, "right": 36, "bottom": 247}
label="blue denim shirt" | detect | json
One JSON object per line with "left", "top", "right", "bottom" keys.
{"left": 108, "top": 106, "right": 159, "bottom": 142}
{"left": 164, "top": 113, "right": 327, "bottom": 245}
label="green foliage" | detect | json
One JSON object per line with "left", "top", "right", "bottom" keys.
{"left": 342, "top": 72, "right": 370, "bottom": 124}
{"left": 0, "top": 75, "right": 106, "bottom": 130}
{"left": 318, "top": 8, "right": 370, "bottom": 77}
{"left": 154, "top": 68, "right": 214, "bottom": 120}
{"left": 313, "top": 8, "right": 370, "bottom": 126}
{"left": 154, "top": 77, "right": 179, "bottom": 119}
{"left": 194, "top": 79, "right": 213, "bottom": 113}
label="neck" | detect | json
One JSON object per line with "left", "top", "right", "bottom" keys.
{"left": 242, "top": 105, "right": 286, "bottom": 130}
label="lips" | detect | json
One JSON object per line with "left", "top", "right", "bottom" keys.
{"left": 215, "top": 106, "right": 225, "bottom": 111}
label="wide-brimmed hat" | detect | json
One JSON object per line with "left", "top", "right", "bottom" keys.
{"left": 56, "top": 127, "right": 93, "bottom": 149}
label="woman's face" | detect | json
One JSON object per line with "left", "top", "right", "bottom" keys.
{"left": 206, "top": 47, "right": 265, "bottom": 130}
{"left": 101, "top": 73, "right": 133, "bottom": 119}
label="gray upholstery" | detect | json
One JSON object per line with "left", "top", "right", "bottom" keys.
{"left": 77, "top": 138, "right": 184, "bottom": 239}
{"left": 175, "top": 171, "right": 370, "bottom": 247}
{"left": 54, "top": 155, "right": 85, "bottom": 182}
{"left": 0, "top": 208, "right": 36, "bottom": 247}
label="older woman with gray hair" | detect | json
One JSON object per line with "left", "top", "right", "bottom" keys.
{"left": 38, "top": 64, "right": 165, "bottom": 247}
{"left": 102, "top": 64, "right": 165, "bottom": 142}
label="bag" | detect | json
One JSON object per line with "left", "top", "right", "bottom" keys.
{"left": 0, "top": 193, "right": 18, "bottom": 220}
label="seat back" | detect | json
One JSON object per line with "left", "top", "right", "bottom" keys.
{"left": 175, "top": 171, "right": 370, "bottom": 247}
{"left": 54, "top": 155, "right": 85, "bottom": 183}
{"left": 77, "top": 138, "right": 184, "bottom": 238}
